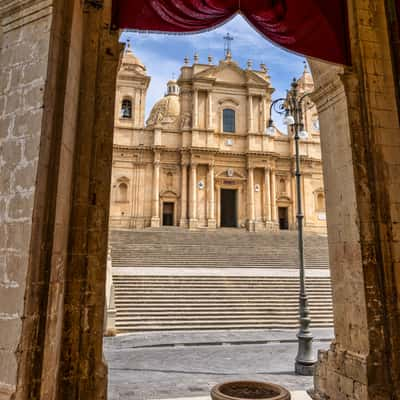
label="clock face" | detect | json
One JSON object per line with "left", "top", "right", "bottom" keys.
{"left": 312, "top": 118, "right": 320, "bottom": 131}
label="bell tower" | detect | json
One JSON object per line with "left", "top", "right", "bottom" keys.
{"left": 114, "top": 40, "right": 150, "bottom": 136}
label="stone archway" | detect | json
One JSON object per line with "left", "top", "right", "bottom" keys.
{"left": 0, "top": 0, "right": 399, "bottom": 399}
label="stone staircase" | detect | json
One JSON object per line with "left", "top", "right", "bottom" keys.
{"left": 110, "top": 229, "right": 332, "bottom": 332}
{"left": 109, "top": 228, "right": 329, "bottom": 269}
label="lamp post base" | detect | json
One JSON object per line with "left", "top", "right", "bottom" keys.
{"left": 295, "top": 330, "right": 316, "bottom": 376}
{"left": 295, "top": 361, "right": 315, "bottom": 376}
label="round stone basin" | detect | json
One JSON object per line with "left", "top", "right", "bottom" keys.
{"left": 211, "top": 381, "right": 290, "bottom": 400}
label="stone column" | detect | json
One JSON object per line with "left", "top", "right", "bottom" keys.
{"left": 207, "top": 90, "right": 213, "bottom": 130}
{"left": 265, "top": 167, "right": 272, "bottom": 222}
{"left": 270, "top": 169, "right": 277, "bottom": 222}
{"left": 247, "top": 167, "right": 255, "bottom": 231}
{"left": 180, "top": 162, "right": 188, "bottom": 227}
{"left": 192, "top": 88, "right": 199, "bottom": 129}
{"left": 139, "top": 89, "right": 144, "bottom": 127}
{"left": 262, "top": 96, "right": 267, "bottom": 134}
{"left": 247, "top": 94, "right": 253, "bottom": 133}
{"left": 207, "top": 163, "right": 216, "bottom": 228}
{"left": 151, "top": 157, "right": 161, "bottom": 227}
{"left": 189, "top": 163, "right": 198, "bottom": 228}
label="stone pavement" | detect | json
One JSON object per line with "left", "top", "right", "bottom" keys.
{"left": 104, "top": 328, "right": 333, "bottom": 400}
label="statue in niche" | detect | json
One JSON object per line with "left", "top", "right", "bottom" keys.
{"left": 180, "top": 112, "right": 192, "bottom": 129}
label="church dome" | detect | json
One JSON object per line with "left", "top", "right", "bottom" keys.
{"left": 124, "top": 51, "right": 145, "bottom": 70}
{"left": 146, "top": 82, "right": 180, "bottom": 127}
{"left": 121, "top": 42, "right": 146, "bottom": 73}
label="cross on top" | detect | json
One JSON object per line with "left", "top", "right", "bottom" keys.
{"left": 224, "top": 33, "right": 234, "bottom": 59}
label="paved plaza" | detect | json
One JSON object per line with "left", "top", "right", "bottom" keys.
{"left": 104, "top": 328, "right": 333, "bottom": 400}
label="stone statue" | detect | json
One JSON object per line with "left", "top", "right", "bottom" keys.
{"left": 180, "top": 112, "right": 192, "bottom": 129}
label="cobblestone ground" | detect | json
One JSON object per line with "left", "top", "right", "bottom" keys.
{"left": 104, "top": 329, "right": 333, "bottom": 400}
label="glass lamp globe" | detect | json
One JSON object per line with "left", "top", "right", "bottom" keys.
{"left": 265, "top": 126, "right": 276, "bottom": 137}
{"left": 283, "top": 115, "right": 295, "bottom": 126}
{"left": 298, "top": 130, "right": 309, "bottom": 140}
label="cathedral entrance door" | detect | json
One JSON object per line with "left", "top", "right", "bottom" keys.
{"left": 163, "top": 202, "right": 174, "bottom": 226}
{"left": 220, "top": 189, "right": 237, "bottom": 227}
{"left": 278, "top": 207, "right": 289, "bottom": 230}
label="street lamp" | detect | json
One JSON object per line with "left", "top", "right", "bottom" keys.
{"left": 266, "top": 77, "right": 315, "bottom": 376}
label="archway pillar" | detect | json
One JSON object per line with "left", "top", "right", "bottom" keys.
{"left": 309, "top": 62, "right": 370, "bottom": 400}
{"left": 309, "top": 0, "right": 400, "bottom": 393}
{"left": 0, "top": 0, "right": 121, "bottom": 398}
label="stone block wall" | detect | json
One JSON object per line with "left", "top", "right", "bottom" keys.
{"left": 0, "top": 1, "right": 53, "bottom": 397}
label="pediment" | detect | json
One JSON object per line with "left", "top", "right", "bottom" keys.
{"left": 216, "top": 168, "right": 245, "bottom": 179}
{"left": 160, "top": 190, "right": 178, "bottom": 198}
{"left": 193, "top": 62, "right": 268, "bottom": 86}
{"left": 277, "top": 195, "right": 291, "bottom": 202}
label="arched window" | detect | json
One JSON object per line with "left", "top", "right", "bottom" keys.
{"left": 316, "top": 193, "right": 325, "bottom": 211}
{"left": 121, "top": 99, "right": 132, "bottom": 119}
{"left": 118, "top": 182, "right": 128, "bottom": 202}
{"left": 223, "top": 109, "right": 235, "bottom": 132}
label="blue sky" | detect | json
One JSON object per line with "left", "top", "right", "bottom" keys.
{"left": 120, "top": 15, "right": 306, "bottom": 129}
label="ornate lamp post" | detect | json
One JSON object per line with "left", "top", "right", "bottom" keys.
{"left": 266, "top": 78, "right": 315, "bottom": 376}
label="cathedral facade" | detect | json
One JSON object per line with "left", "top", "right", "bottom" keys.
{"left": 110, "top": 45, "right": 326, "bottom": 232}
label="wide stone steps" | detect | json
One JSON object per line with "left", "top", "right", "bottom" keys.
{"left": 110, "top": 229, "right": 331, "bottom": 332}
{"left": 113, "top": 276, "right": 333, "bottom": 332}
{"left": 110, "top": 229, "right": 329, "bottom": 270}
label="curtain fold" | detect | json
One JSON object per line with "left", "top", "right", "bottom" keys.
{"left": 112, "top": 0, "right": 350, "bottom": 65}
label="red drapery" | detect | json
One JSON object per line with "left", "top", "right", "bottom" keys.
{"left": 112, "top": 0, "right": 350, "bottom": 65}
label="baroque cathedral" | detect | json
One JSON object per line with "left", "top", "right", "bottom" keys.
{"left": 110, "top": 43, "right": 326, "bottom": 232}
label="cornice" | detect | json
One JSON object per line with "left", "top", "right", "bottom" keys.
{"left": 112, "top": 143, "right": 322, "bottom": 168}
{"left": 310, "top": 74, "right": 346, "bottom": 113}
{"left": 1, "top": 0, "right": 53, "bottom": 32}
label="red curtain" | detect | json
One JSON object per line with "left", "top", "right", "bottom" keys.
{"left": 112, "top": 0, "right": 350, "bottom": 65}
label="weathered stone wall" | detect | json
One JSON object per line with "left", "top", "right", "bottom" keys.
{"left": 310, "top": 0, "right": 400, "bottom": 398}
{"left": 0, "top": 0, "right": 120, "bottom": 398}
{"left": 0, "top": 1, "right": 54, "bottom": 397}
{"left": 310, "top": 60, "right": 370, "bottom": 399}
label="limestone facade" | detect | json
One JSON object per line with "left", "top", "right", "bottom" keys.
{"left": 110, "top": 48, "right": 326, "bottom": 232}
